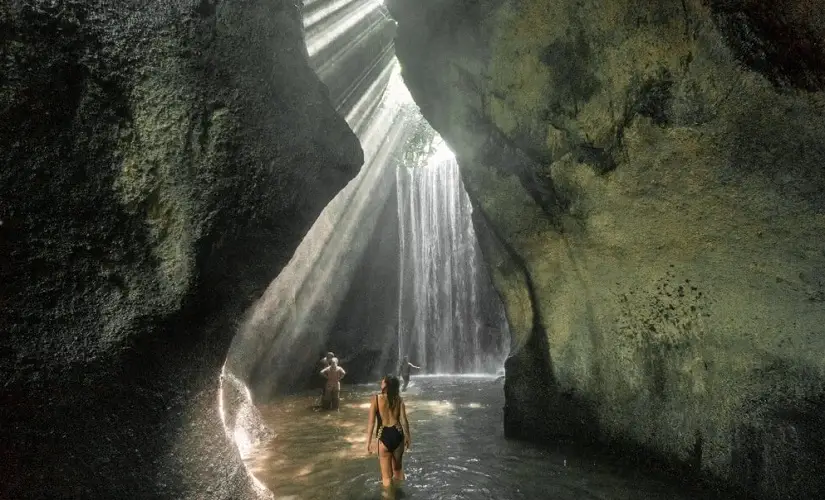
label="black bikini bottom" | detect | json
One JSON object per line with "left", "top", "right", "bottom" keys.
{"left": 378, "top": 425, "right": 404, "bottom": 452}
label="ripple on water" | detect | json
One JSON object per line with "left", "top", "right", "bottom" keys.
{"left": 243, "top": 376, "right": 716, "bottom": 500}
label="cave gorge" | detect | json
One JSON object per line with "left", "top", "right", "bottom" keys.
{"left": 2, "top": 0, "right": 825, "bottom": 498}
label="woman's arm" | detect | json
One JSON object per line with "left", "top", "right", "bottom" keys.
{"left": 365, "top": 396, "right": 376, "bottom": 453}
{"left": 339, "top": 367, "right": 346, "bottom": 379}
{"left": 320, "top": 366, "right": 329, "bottom": 377}
{"left": 409, "top": 363, "right": 420, "bottom": 369}
{"left": 400, "top": 400, "right": 411, "bottom": 448}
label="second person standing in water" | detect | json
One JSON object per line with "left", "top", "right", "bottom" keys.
{"left": 398, "top": 356, "right": 420, "bottom": 392}
{"left": 320, "top": 357, "right": 346, "bottom": 410}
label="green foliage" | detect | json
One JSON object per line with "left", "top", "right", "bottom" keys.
{"left": 395, "top": 103, "right": 438, "bottom": 168}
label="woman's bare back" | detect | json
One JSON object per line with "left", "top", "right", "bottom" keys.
{"left": 376, "top": 394, "right": 403, "bottom": 427}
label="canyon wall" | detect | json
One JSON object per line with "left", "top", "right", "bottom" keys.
{"left": 387, "top": 0, "right": 825, "bottom": 497}
{"left": 0, "top": 0, "right": 361, "bottom": 497}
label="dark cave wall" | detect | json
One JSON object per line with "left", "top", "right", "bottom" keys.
{"left": 0, "top": 1, "right": 361, "bottom": 498}
{"left": 387, "top": 0, "right": 825, "bottom": 498}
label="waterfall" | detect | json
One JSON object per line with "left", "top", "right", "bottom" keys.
{"left": 396, "top": 148, "right": 508, "bottom": 374}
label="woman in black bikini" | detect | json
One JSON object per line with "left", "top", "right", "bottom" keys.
{"left": 365, "top": 375, "right": 411, "bottom": 488}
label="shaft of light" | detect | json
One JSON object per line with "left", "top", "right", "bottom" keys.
{"left": 225, "top": 64, "right": 416, "bottom": 399}
{"left": 344, "top": 56, "right": 397, "bottom": 134}
{"left": 313, "top": 15, "right": 392, "bottom": 77}
{"left": 305, "top": 0, "right": 382, "bottom": 58}
{"left": 303, "top": 0, "right": 360, "bottom": 30}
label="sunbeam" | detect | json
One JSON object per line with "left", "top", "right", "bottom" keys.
{"left": 225, "top": 60, "right": 421, "bottom": 400}
{"left": 226, "top": 0, "right": 507, "bottom": 416}
{"left": 305, "top": 0, "right": 384, "bottom": 58}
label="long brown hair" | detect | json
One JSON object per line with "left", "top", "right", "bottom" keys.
{"left": 382, "top": 375, "right": 401, "bottom": 409}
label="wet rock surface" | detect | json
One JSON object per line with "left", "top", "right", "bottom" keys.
{"left": 0, "top": 0, "right": 361, "bottom": 497}
{"left": 387, "top": 0, "right": 825, "bottom": 497}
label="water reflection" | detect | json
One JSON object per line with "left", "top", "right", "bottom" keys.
{"left": 244, "top": 376, "right": 718, "bottom": 500}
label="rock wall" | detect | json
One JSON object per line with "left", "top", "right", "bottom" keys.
{"left": 0, "top": 1, "right": 362, "bottom": 498}
{"left": 387, "top": 0, "right": 825, "bottom": 497}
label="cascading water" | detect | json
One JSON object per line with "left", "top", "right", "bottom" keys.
{"left": 226, "top": 0, "right": 508, "bottom": 393}
{"left": 396, "top": 144, "right": 509, "bottom": 374}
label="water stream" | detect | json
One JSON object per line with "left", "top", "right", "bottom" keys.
{"left": 241, "top": 376, "right": 722, "bottom": 499}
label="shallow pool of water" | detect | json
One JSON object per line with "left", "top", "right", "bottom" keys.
{"left": 243, "top": 375, "right": 717, "bottom": 500}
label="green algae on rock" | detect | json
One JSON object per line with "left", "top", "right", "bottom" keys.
{"left": 387, "top": 0, "right": 825, "bottom": 497}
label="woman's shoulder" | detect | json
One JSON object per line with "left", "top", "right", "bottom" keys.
{"left": 375, "top": 393, "right": 394, "bottom": 403}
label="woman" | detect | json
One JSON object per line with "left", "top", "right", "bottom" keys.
{"left": 365, "top": 375, "right": 411, "bottom": 488}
